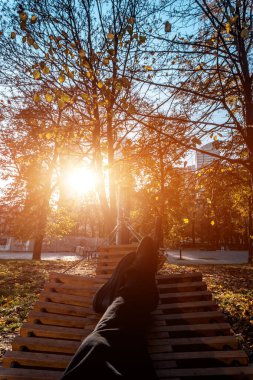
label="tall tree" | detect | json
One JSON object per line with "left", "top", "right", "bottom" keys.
{"left": 133, "top": 0, "right": 253, "bottom": 260}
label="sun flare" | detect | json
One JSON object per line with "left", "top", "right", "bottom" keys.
{"left": 63, "top": 167, "right": 98, "bottom": 197}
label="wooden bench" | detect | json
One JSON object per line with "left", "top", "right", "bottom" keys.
{"left": 0, "top": 245, "right": 253, "bottom": 379}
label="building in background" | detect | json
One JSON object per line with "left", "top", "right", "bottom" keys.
{"left": 195, "top": 142, "right": 219, "bottom": 170}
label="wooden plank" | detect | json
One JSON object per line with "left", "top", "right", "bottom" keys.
{"left": 27, "top": 311, "right": 96, "bottom": 329}
{"left": 150, "top": 350, "right": 248, "bottom": 365}
{"left": 159, "top": 290, "right": 212, "bottom": 302}
{"left": 157, "top": 300, "right": 218, "bottom": 313}
{"left": 33, "top": 301, "right": 97, "bottom": 317}
{"left": 12, "top": 336, "right": 80, "bottom": 354}
{"left": 96, "top": 257, "right": 126, "bottom": 263}
{"left": 152, "top": 311, "right": 225, "bottom": 325}
{"left": 107, "top": 244, "right": 137, "bottom": 251}
{"left": 44, "top": 282, "right": 99, "bottom": 296}
{"left": 155, "top": 366, "right": 253, "bottom": 378}
{"left": 20, "top": 323, "right": 91, "bottom": 340}
{"left": 149, "top": 322, "right": 231, "bottom": 333}
{"left": 49, "top": 272, "right": 96, "bottom": 286}
{"left": 0, "top": 368, "right": 63, "bottom": 380}
{"left": 39, "top": 291, "right": 93, "bottom": 307}
{"left": 147, "top": 336, "right": 239, "bottom": 351}
{"left": 157, "top": 281, "right": 207, "bottom": 293}
{"left": 156, "top": 273, "right": 202, "bottom": 283}
{"left": 3, "top": 352, "right": 71, "bottom": 370}
{"left": 147, "top": 323, "right": 231, "bottom": 339}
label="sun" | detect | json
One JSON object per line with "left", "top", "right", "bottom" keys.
{"left": 63, "top": 166, "right": 98, "bottom": 197}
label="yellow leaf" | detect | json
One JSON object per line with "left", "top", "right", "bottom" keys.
{"left": 144, "top": 65, "right": 153, "bottom": 71}
{"left": 58, "top": 74, "right": 65, "bottom": 83}
{"left": 86, "top": 72, "right": 91, "bottom": 78}
{"left": 33, "top": 70, "right": 41, "bottom": 80}
{"left": 183, "top": 218, "right": 189, "bottom": 224}
{"left": 42, "top": 66, "right": 50, "bottom": 74}
{"left": 97, "top": 81, "right": 103, "bottom": 88}
{"left": 103, "top": 58, "right": 109, "bottom": 65}
{"left": 225, "top": 22, "right": 231, "bottom": 33}
{"left": 31, "top": 15, "right": 37, "bottom": 24}
{"left": 81, "top": 93, "right": 89, "bottom": 100}
{"left": 210, "top": 220, "right": 215, "bottom": 226}
{"left": 58, "top": 99, "right": 64, "bottom": 108}
{"left": 45, "top": 132, "right": 52, "bottom": 139}
{"left": 61, "top": 93, "right": 71, "bottom": 102}
{"left": 33, "top": 93, "right": 40, "bottom": 103}
{"left": 45, "top": 93, "right": 53, "bottom": 102}
{"left": 11, "top": 32, "right": 16, "bottom": 39}
{"left": 107, "top": 33, "right": 114, "bottom": 39}
{"left": 38, "top": 133, "right": 43, "bottom": 139}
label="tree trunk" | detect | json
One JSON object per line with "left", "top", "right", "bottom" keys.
{"left": 32, "top": 234, "right": 44, "bottom": 260}
{"left": 106, "top": 106, "right": 117, "bottom": 231}
{"left": 248, "top": 187, "right": 253, "bottom": 264}
{"left": 32, "top": 193, "right": 51, "bottom": 260}
{"left": 158, "top": 135, "right": 165, "bottom": 247}
{"left": 192, "top": 214, "right": 196, "bottom": 247}
{"left": 92, "top": 108, "right": 114, "bottom": 236}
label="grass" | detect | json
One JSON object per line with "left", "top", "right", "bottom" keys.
{"left": 0, "top": 259, "right": 252, "bottom": 363}
{"left": 0, "top": 260, "right": 73, "bottom": 362}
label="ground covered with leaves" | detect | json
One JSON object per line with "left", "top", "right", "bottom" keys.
{"left": 0, "top": 259, "right": 252, "bottom": 364}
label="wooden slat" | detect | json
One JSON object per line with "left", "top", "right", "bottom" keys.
{"left": 157, "top": 281, "right": 207, "bottom": 292}
{"left": 20, "top": 323, "right": 91, "bottom": 340}
{"left": 147, "top": 336, "right": 239, "bottom": 351}
{"left": 0, "top": 368, "right": 63, "bottom": 380}
{"left": 159, "top": 290, "right": 212, "bottom": 302}
{"left": 49, "top": 272, "right": 96, "bottom": 286}
{"left": 12, "top": 336, "right": 80, "bottom": 354}
{"left": 39, "top": 291, "right": 93, "bottom": 307}
{"left": 156, "top": 273, "right": 202, "bottom": 283}
{"left": 152, "top": 311, "right": 225, "bottom": 325}
{"left": 3, "top": 352, "right": 71, "bottom": 370}
{"left": 34, "top": 301, "right": 96, "bottom": 317}
{"left": 150, "top": 350, "right": 248, "bottom": 365}
{"left": 149, "top": 322, "right": 231, "bottom": 333}
{"left": 157, "top": 300, "right": 218, "bottom": 313}
{"left": 27, "top": 311, "right": 95, "bottom": 329}
{"left": 155, "top": 366, "right": 253, "bottom": 378}
{"left": 106, "top": 244, "right": 137, "bottom": 251}
{"left": 44, "top": 282, "right": 98, "bottom": 296}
